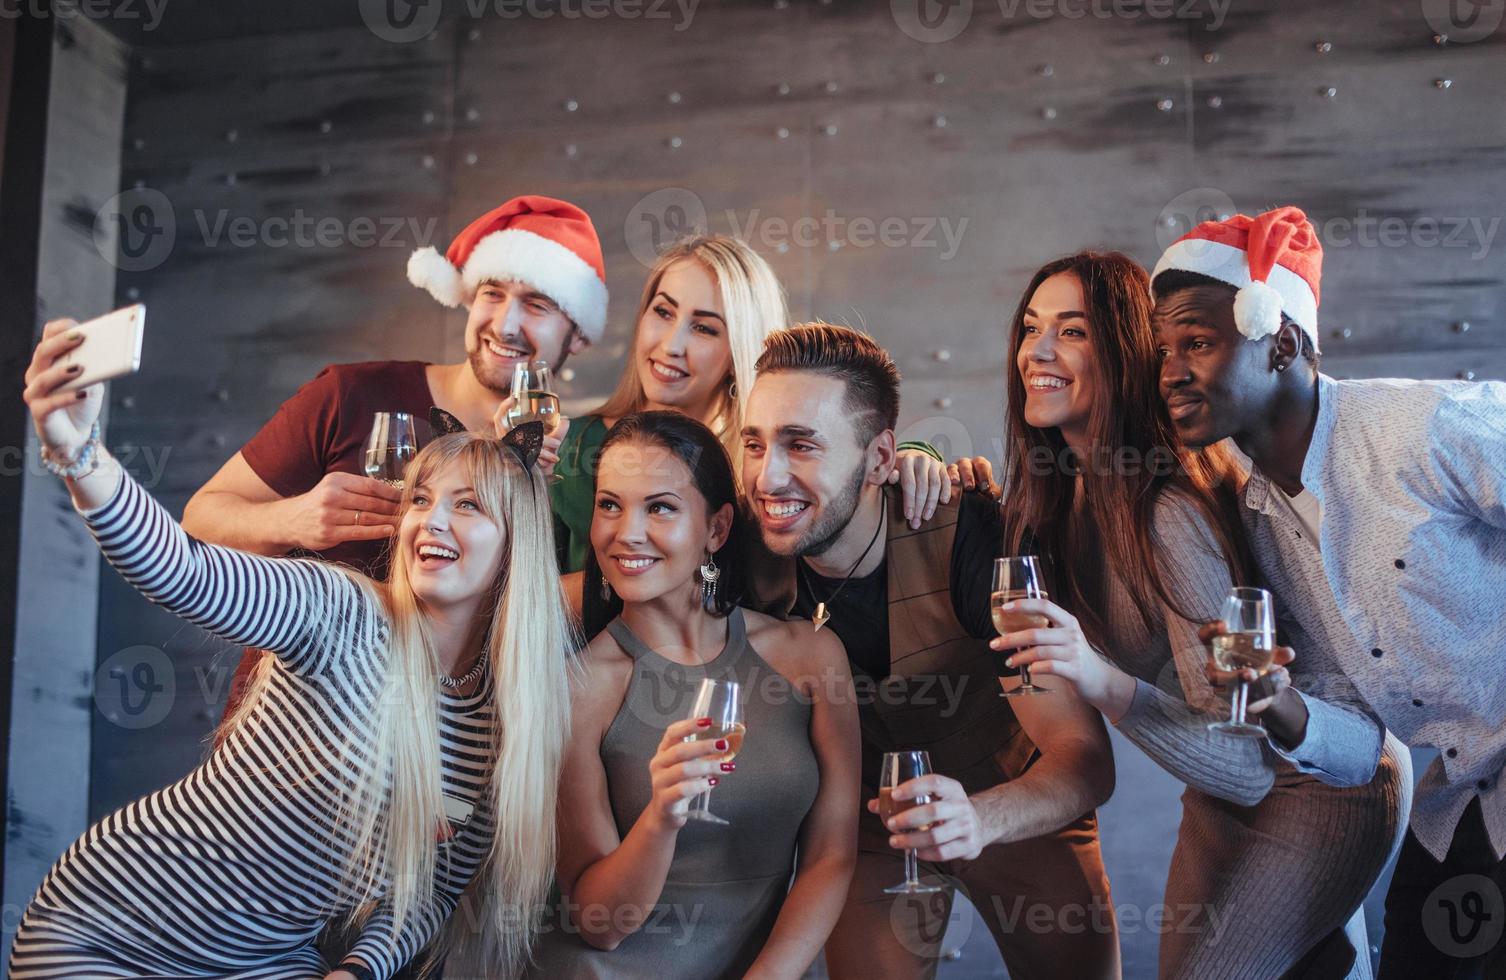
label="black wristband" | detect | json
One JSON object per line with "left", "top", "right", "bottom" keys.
{"left": 339, "top": 962, "right": 378, "bottom": 980}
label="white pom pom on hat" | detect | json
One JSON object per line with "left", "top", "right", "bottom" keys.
{"left": 1232, "top": 280, "right": 1285, "bottom": 342}
{"left": 407, "top": 246, "right": 464, "bottom": 308}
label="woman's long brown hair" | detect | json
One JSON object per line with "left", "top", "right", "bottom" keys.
{"left": 999, "top": 251, "right": 1253, "bottom": 650}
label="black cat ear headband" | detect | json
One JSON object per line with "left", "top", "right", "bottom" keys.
{"left": 428, "top": 407, "right": 545, "bottom": 474}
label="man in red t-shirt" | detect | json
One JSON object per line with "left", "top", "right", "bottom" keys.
{"left": 183, "top": 195, "right": 609, "bottom": 709}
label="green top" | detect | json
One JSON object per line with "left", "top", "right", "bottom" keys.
{"left": 550, "top": 413, "right": 609, "bottom": 573}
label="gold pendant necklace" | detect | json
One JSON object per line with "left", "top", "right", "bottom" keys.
{"left": 798, "top": 495, "right": 887, "bottom": 633}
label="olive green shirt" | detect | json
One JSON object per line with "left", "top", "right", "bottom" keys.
{"left": 550, "top": 413, "right": 609, "bottom": 573}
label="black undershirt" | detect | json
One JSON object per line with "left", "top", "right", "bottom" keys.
{"left": 790, "top": 491, "right": 1012, "bottom": 679}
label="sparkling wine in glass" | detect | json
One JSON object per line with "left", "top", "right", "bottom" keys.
{"left": 1208, "top": 586, "right": 1276, "bottom": 738}
{"left": 683, "top": 677, "right": 743, "bottom": 826}
{"left": 991, "top": 556, "right": 1051, "bottom": 697}
{"left": 880, "top": 750, "right": 943, "bottom": 895}
{"left": 363, "top": 412, "right": 419, "bottom": 488}
{"left": 506, "top": 360, "right": 562, "bottom": 435}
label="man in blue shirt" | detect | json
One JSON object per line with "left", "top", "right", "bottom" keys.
{"left": 1151, "top": 205, "right": 1506, "bottom": 977}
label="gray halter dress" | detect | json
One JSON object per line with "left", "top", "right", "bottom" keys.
{"left": 527, "top": 607, "right": 821, "bottom": 979}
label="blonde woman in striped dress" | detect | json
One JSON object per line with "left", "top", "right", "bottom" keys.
{"left": 13, "top": 318, "right": 574, "bottom": 979}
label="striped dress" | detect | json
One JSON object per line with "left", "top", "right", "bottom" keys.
{"left": 9, "top": 474, "right": 495, "bottom": 980}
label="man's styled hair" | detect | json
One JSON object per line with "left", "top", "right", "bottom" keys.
{"left": 1152, "top": 269, "right": 1319, "bottom": 366}
{"left": 754, "top": 321, "right": 901, "bottom": 447}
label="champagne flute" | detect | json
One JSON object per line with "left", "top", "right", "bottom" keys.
{"left": 683, "top": 678, "right": 744, "bottom": 826}
{"left": 363, "top": 412, "right": 418, "bottom": 488}
{"left": 1207, "top": 586, "right": 1276, "bottom": 738}
{"left": 991, "top": 556, "right": 1052, "bottom": 697}
{"left": 505, "top": 360, "right": 562, "bottom": 435}
{"left": 880, "top": 750, "right": 943, "bottom": 895}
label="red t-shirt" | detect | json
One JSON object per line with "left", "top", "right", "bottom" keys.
{"left": 241, "top": 359, "right": 434, "bottom": 580}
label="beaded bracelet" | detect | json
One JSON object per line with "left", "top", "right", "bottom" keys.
{"left": 39, "top": 421, "right": 102, "bottom": 479}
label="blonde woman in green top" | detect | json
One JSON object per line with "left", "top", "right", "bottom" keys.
{"left": 552, "top": 235, "right": 955, "bottom": 579}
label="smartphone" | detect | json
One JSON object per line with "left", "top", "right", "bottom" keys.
{"left": 56, "top": 304, "right": 145, "bottom": 393}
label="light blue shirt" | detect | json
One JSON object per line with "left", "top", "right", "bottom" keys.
{"left": 1242, "top": 374, "right": 1506, "bottom": 860}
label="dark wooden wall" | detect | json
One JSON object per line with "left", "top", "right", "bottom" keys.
{"left": 15, "top": 0, "right": 1503, "bottom": 974}
{"left": 1, "top": 13, "right": 128, "bottom": 963}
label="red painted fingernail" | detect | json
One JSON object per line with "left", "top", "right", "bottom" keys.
{"left": 67, "top": 364, "right": 82, "bottom": 373}
{"left": 76, "top": 391, "right": 87, "bottom": 400}
{"left": 708, "top": 777, "right": 719, "bottom": 787}
{"left": 720, "top": 762, "right": 735, "bottom": 772}
{"left": 714, "top": 739, "right": 727, "bottom": 751}
{"left": 696, "top": 718, "right": 712, "bottom": 727}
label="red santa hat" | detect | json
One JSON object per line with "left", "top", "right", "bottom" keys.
{"left": 407, "top": 194, "right": 609, "bottom": 342}
{"left": 1152, "top": 205, "right": 1323, "bottom": 352}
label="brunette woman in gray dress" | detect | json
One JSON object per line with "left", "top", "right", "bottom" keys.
{"left": 977, "top": 252, "right": 1411, "bottom": 979}
{"left": 527, "top": 411, "right": 859, "bottom": 979}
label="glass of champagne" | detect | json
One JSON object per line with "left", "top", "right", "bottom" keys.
{"left": 506, "top": 360, "right": 562, "bottom": 435}
{"left": 1207, "top": 586, "right": 1276, "bottom": 738}
{"left": 880, "top": 750, "right": 943, "bottom": 895}
{"left": 363, "top": 412, "right": 418, "bottom": 488}
{"left": 991, "top": 556, "right": 1052, "bottom": 697}
{"left": 683, "top": 677, "right": 744, "bottom": 826}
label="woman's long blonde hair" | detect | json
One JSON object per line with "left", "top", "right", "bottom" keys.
{"left": 595, "top": 235, "right": 787, "bottom": 454}
{"left": 223, "top": 432, "right": 574, "bottom": 976}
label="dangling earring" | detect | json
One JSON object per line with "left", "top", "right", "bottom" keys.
{"left": 600, "top": 576, "right": 612, "bottom": 602}
{"left": 699, "top": 552, "right": 721, "bottom": 609}
{"left": 727, "top": 376, "right": 737, "bottom": 399}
